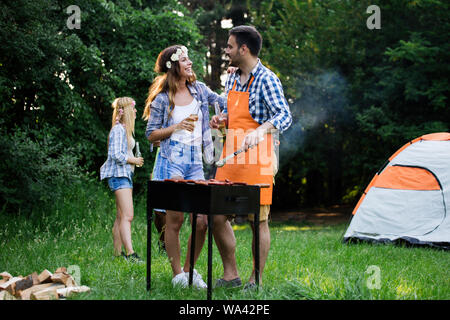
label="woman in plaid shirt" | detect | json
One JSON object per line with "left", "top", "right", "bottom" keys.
{"left": 100, "top": 97, "right": 144, "bottom": 263}
{"left": 144, "top": 45, "right": 226, "bottom": 289}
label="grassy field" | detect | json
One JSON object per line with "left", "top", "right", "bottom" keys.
{"left": 1, "top": 182, "right": 449, "bottom": 300}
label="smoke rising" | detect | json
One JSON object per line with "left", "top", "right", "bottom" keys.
{"left": 278, "top": 70, "right": 349, "bottom": 169}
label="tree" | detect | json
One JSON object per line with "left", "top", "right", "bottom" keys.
{"left": 250, "top": 0, "right": 449, "bottom": 209}
{"left": 0, "top": 0, "right": 206, "bottom": 212}
{"left": 180, "top": 0, "right": 252, "bottom": 91}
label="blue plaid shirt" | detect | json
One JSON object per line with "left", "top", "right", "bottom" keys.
{"left": 145, "top": 81, "right": 226, "bottom": 164}
{"left": 223, "top": 59, "right": 292, "bottom": 133}
{"left": 100, "top": 124, "right": 132, "bottom": 181}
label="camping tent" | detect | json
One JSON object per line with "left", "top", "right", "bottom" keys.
{"left": 344, "top": 132, "right": 450, "bottom": 249}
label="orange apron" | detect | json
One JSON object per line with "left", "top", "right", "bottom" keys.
{"left": 215, "top": 77, "right": 273, "bottom": 205}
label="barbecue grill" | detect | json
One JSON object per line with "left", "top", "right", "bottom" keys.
{"left": 146, "top": 180, "right": 264, "bottom": 300}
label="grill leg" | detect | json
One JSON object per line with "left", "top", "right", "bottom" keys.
{"left": 189, "top": 213, "right": 197, "bottom": 287}
{"left": 255, "top": 209, "right": 260, "bottom": 290}
{"left": 207, "top": 214, "right": 213, "bottom": 300}
{"left": 147, "top": 205, "right": 152, "bottom": 291}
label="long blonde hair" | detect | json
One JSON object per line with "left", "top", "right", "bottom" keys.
{"left": 111, "top": 97, "right": 135, "bottom": 149}
{"left": 142, "top": 45, "right": 197, "bottom": 121}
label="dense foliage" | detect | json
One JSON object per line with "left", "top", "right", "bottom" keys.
{"left": 250, "top": 0, "right": 449, "bottom": 208}
{"left": 0, "top": 0, "right": 205, "bottom": 213}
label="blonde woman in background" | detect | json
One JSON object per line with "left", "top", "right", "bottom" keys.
{"left": 100, "top": 97, "right": 144, "bottom": 263}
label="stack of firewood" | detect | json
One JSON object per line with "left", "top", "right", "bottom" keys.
{"left": 0, "top": 267, "right": 90, "bottom": 300}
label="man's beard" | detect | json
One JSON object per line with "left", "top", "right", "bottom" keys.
{"left": 227, "top": 53, "right": 241, "bottom": 67}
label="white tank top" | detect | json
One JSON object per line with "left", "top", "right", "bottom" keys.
{"left": 127, "top": 136, "right": 135, "bottom": 173}
{"left": 170, "top": 98, "right": 202, "bottom": 146}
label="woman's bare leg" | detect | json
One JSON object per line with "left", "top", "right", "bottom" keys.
{"left": 114, "top": 188, "right": 135, "bottom": 255}
{"left": 165, "top": 210, "right": 185, "bottom": 276}
{"left": 112, "top": 207, "right": 123, "bottom": 256}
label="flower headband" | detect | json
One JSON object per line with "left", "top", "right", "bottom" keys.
{"left": 115, "top": 108, "right": 123, "bottom": 124}
{"left": 166, "top": 46, "right": 188, "bottom": 70}
{"left": 115, "top": 100, "right": 135, "bottom": 124}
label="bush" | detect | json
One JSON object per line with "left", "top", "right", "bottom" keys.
{"left": 0, "top": 125, "right": 82, "bottom": 215}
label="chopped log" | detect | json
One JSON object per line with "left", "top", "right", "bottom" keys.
{"left": 54, "top": 267, "right": 67, "bottom": 274}
{"left": 38, "top": 269, "right": 53, "bottom": 283}
{"left": 67, "top": 276, "right": 76, "bottom": 287}
{"left": 19, "top": 283, "right": 55, "bottom": 300}
{"left": 30, "top": 284, "right": 65, "bottom": 300}
{"left": 0, "top": 271, "right": 12, "bottom": 281}
{"left": 31, "top": 272, "right": 40, "bottom": 285}
{"left": 51, "top": 272, "right": 76, "bottom": 287}
{"left": 14, "top": 276, "right": 34, "bottom": 295}
{"left": 0, "top": 290, "right": 17, "bottom": 300}
{"left": 57, "top": 286, "right": 90, "bottom": 298}
{"left": 0, "top": 277, "right": 22, "bottom": 295}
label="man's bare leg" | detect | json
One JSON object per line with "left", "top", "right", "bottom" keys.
{"left": 183, "top": 214, "right": 207, "bottom": 272}
{"left": 249, "top": 219, "right": 270, "bottom": 285}
{"left": 212, "top": 215, "right": 240, "bottom": 280}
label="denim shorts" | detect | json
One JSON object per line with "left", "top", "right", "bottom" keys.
{"left": 168, "top": 140, "right": 205, "bottom": 180}
{"left": 108, "top": 175, "right": 133, "bottom": 192}
{"left": 151, "top": 148, "right": 170, "bottom": 181}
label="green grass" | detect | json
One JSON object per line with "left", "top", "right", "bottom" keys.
{"left": 1, "top": 182, "right": 449, "bottom": 300}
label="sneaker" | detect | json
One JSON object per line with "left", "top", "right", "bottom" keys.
{"left": 125, "top": 252, "right": 144, "bottom": 264}
{"left": 172, "top": 272, "right": 188, "bottom": 288}
{"left": 185, "top": 269, "right": 207, "bottom": 289}
{"left": 214, "top": 277, "right": 242, "bottom": 288}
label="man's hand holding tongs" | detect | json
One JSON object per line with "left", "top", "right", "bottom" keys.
{"left": 242, "top": 129, "right": 265, "bottom": 151}
{"left": 242, "top": 122, "right": 275, "bottom": 151}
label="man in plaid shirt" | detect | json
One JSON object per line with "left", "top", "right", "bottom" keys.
{"left": 211, "top": 25, "right": 292, "bottom": 290}
{"left": 221, "top": 51, "right": 292, "bottom": 138}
